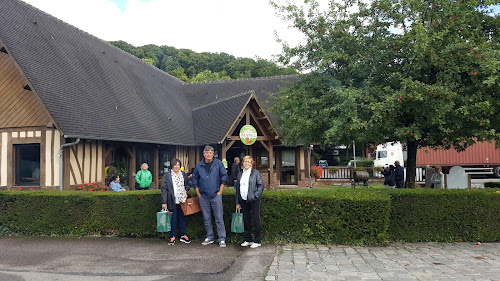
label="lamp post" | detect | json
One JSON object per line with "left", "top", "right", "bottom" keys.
{"left": 353, "top": 140, "right": 356, "bottom": 168}
{"left": 308, "top": 144, "right": 313, "bottom": 188}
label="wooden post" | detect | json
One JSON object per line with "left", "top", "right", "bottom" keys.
{"left": 268, "top": 140, "right": 273, "bottom": 188}
{"left": 222, "top": 141, "right": 227, "bottom": 161}
{"left": 129, "top": 146, "right": 136, "bottom": 190}
{"left": 444, "top": 174, "right": 448, "bottom": 189}
{"left": 154, "top": 147, "right": 159, "bottom": 188}
{"left": 468, "top": 174, "right": 472, "bottom": 190}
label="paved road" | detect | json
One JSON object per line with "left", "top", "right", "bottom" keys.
{"left": 1, "top": 237, "right": 499, "bottom": 281}
{"left": 0, "top": 236, "right": 275, "bottom": 281}
{"left": 266, "top": 243, "right": 500, "bottom": 281}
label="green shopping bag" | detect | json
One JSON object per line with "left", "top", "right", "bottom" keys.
{"left": 157, "top": 209, "right": 171, "bottom": 232}
{"left": 231, "top": 210, "right": 244, "bottom": 233}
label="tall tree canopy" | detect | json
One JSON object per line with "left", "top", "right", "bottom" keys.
{"left": 109, "top": 41, "right": 297, "bottom": 82}
{"left": 271, "top": 0, "right": 500, "bottom": 188}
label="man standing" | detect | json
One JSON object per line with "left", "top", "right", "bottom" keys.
{"left": 230, "top": 157, "right": 241, "bottom": 185}
{"left": 192, "top": 146, "right": 228, "bottom": 247}
{"left": 394, "top": 160, "right": 405, "bottom": 188}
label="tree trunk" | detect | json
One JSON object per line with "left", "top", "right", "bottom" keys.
{"left": 405, "top": 141, "right": 418, "bottom": 188}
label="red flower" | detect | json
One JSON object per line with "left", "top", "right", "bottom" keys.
{"left": 30, "top": 188, "right": 34, "bottom": 191}
{"left": 18, "top": 187, "right": 23, "bottom": 190}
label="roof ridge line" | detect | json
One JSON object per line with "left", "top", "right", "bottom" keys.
{"left": 192, "top": 91, "right": 254, "bottom": 111}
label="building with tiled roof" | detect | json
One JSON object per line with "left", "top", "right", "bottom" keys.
{"left": 0, "top": 0, "right": 308, "bottom": 190}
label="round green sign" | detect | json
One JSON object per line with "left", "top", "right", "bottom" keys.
{"left": 240, "top": 125, "right": 257, "bottom": 145}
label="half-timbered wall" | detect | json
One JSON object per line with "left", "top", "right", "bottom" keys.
{"left": 176, "top": 146, "right": 197, "bottom": 173}
{"left": 67, "top": 140, "right": 104, "bottom": 186}
{"left": 0, "top": 128, "right": 61, "bottom": 189}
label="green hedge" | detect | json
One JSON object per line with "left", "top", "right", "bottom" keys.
{"left": 485, "top": 182, "right": 500, "bottom": 188}
{"left": 1, "top": 188, "right": 499, "bottom": 244}
{"left": 388, "top": 189, "right": 500, "bottom": 242}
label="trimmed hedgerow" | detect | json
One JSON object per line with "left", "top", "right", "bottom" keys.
{"left": 0, "top": 188, "right": 499, "bottom": 244}
{"left": 388, "top": 189, "right": 500, "bottom": 242}
{"left": 484, "top": 182, "right": 500, "bottom": 188}
{"left": 0, "top": 189, "right": 390, "bottom": 244}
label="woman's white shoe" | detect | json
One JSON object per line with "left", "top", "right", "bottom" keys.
{"left": 250, "top": 243, "right": 261, "bottom": 248}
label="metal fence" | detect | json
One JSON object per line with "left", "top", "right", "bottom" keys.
{"left": 320, "top": 167, "right": 425, "bottom": 182}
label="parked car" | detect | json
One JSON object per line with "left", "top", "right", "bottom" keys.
{"left": 318, "top": 160, "right": 328, "bottom": 168}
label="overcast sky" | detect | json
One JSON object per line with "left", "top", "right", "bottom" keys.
{"left": 22, "top": 0, "right": 320, "bottom": 61}
{"left": 22, "top": 0, "right": 499, "bottom": 61}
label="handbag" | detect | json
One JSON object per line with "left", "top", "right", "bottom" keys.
{"left": 157, "top": 209, "right": 171, "bottom": 232}
{"left": 180, "top": 189, "right": 201, "bottom": 216}
{"left": 231, "top": 209, "right": 244, "bottom": 233}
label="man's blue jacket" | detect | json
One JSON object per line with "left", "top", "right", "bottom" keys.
{"left": 192, "top": 158, "right": 228, "bottom": 198}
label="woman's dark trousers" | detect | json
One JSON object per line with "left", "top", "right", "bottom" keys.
{"left": 240, "top": 199, "right": 261, "bottom": 243}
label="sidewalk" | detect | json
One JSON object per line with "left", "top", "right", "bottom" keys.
{"left": 266, "top": 243, "right": 500, "bottom": 281}
{"left": 1, "top": 236, "right": 499, "bottom": 281}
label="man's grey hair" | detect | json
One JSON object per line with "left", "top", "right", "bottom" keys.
{"left": 204, "top": 145, "right": 214, "bottom": 152}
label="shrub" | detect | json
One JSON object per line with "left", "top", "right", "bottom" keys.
{"left": 356, "top": 159, "right": 374, "bottom": 167}
{"left": 388, "top": 189, "right": 500, "bottom": 242}
{"left": 1, "top": 188, "right": 498, "bottom": 244}
{"left": 78, "top": 181, "right": 110, "bottom": 192}
{"left": 328, "top": 166, "right": 339, "bottom": 174}
{"left": 310, "top": 165, "right": 323, "bottom": 179}
{"left": 484, "top": 182, "right": 500, "bottom": 188}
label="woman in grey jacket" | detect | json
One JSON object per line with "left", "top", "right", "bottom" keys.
{"left": 161, "top": 159, "right": 191, "bottom": 245}
{"left": 235, "top": 156, "right": 265, "bottom": 248}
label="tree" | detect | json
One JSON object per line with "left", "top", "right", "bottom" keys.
{"left": 271, "top": 0, "right": 500, "bottom": 188}
{"left": 191, "top": 70, "right": 232, "bottom": 83}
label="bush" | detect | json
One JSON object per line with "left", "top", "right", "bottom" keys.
{"left": 388, "top": 189, "right": 500, "bottom": 242}
{"left": 0, "top": 189, "right": 390, "bottom": 245}
{"left": 1, "top": 188, "right": 499, "bottom": 244}
{"left": 484, "top": 182, "right": 500, "bottom": 188}
{"left": 356, "top": 159, "right": 374, "bottom": 167}
{"left": 310, "top": 166, "right": 323, "bottom": 179}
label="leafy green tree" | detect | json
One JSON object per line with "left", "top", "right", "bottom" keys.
{"left": 191, "top": 70, "right": 232, "bottom": 83}
{"left": 109, "top": 41, "right": 297, "bottom": 81}
{"left": 141, "top": 57, "right": 156, "bottom": 65}
{"left": 271, "top": 0, "right": 500, "bottom": 188}
{"left": 109, "top": 40, "right": 136, "bottom": 54}
{"left": 167, "top": 67, "right": 190, "bottom": 82}
{"left": 160, "top": 56, "right": 181, "bottom": 72}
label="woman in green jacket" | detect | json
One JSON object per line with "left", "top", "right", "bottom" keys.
{"left": 135, "top": 163, "right": 153, "bottom": 190}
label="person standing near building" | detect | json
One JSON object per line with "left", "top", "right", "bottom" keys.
{"left": 394, "top": 160, "right": 405, "bottom": 188}
{"left": 381, "top": 165, "right": 396, "bottom": 189}
{"left": 192, "top": 146, "right": 228, "bottom": 247}
{"left": 135, "top": 163, "right": 153, "bottom": 190}
{"left": 431, "top": 166, "right": 445, "bottom": 189}
{"left": 231, "top": 157, "right": 241, "bottom": 185}
{"left": 161, "top": 159, "right": 191, "bottom": 245}
{"left": 235, "top": 156, "right": 265, "bottom": 248}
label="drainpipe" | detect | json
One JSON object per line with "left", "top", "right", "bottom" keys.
{"left": 58, "top": 138, "right": 80, "bottom": 191}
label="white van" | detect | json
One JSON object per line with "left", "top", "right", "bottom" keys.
{"left": 374, "top": 142, "right": 404, "bottom": 167}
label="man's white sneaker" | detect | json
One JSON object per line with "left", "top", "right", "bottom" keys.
{"left": 201, "top": 238, "right": 214, "bottom": 245}
{"left": 219, "top": 240, "right": 226, "bottom": 247}
{"left": 241, "top": 241, "right": 253, "bottom": 247}
{"left": 250, "top": 243, "right": 261, "bottom": 248}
